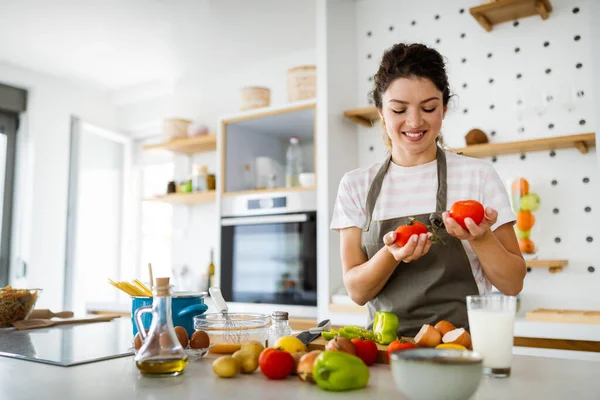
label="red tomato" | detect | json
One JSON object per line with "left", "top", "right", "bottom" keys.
{"left": 387, "top": 340, "right": 416, "bottom": 362}
{"left": 449, "top": 200, "right": 485, "bottom": 230}
{"left": 258, "top": 348, "right": 295, "bottom": 379}
{"left": 351, "top": 338, "right": 378, "bottom": 366}
{"left": 395, "top": 220, "right": 429, "bottom": 247}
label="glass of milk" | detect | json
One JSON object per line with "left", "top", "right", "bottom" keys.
{"left": 466, "top": 294, "right": 517, "bottom": 378}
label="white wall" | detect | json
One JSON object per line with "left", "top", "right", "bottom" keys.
{"left": 315, "top": 0, "right": 361, "bottom": 325}
{"left": 1, "top": 62, "right": 117, "bottom": 309}
{"left": 343, "top": 0, "right": 600, "bottom": 315}
{"left": 118, "top": 48, "right": 316, "bottom": 293}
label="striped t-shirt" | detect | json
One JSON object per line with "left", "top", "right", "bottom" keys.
{"left": 330, "top": 151, "right": 516, "bottom": 295}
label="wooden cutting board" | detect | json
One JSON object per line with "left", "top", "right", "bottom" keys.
{"left": 526, "top": 309, "right": 600, "bottom": 324}
{"left": 307, "top": 336, "right": 415, "bottom": 365}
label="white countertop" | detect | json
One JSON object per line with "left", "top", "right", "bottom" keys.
{"left": 1, "top": 348, "right": 599, "bottom": 400}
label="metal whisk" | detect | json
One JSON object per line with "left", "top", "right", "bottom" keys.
{"left": 209, "top": 287, "right": 246, "bottom": 343}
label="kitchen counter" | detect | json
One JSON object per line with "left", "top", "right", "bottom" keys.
{"left": 1, "top": 345, "right": 599, "bottom": 399}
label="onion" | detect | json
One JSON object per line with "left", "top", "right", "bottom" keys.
{"left": 325, "top": 336, "right": 357, "bottom": 355}
{"left": 297, "top": 350, "right": 322, "bottom": 383}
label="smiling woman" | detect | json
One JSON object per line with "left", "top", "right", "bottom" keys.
{"left": 330, "top": 43, "right": 526, "bottom": 338}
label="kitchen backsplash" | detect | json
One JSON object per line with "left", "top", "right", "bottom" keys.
{"left": 353, "top": 0, "right": 600, "bottom": 311}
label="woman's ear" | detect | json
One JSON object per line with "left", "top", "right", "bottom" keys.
{"left": 442, "top": 105, "right": 448, "bottom": 119}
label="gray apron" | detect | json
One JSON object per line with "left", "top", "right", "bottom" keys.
{"left": 362, "top": 147, "right": 480, "bottom": 337}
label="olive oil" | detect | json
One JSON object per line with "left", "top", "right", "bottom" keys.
{"left": 136, "top": 357, "right": 189, "bottom": 376}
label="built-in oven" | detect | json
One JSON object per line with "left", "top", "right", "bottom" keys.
{"left": 220, "top": 190, "right": 317, "bottom": 307}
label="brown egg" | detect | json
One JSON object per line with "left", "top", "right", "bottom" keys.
{"left": 190, "top": 330, "right": 210, "bottom": 349}
{"left": 159, "top": 331, "right": 174, "bottom": 348}
{"left": 174, "top": 326, "right": 189, "bottom": 348}
{"left": 134, "top": 333, "right": 143, "bottom": 350}
{"left": 133, "top": 330, "right": 149, "bottom": 350}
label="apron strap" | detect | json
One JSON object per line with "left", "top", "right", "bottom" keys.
{"left": 363, "top": 153, "right": 392, "bottom": 232}
{"left": 363, "top": 146, "right": 448, "bottom": 232}
{"left": 435, "top": 146, "right": 447, "bottom": 212}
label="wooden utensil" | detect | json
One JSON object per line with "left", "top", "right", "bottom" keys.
{"left": 28, "top": 309, "right": 74, "bottom": 320}
{"left": 12, "top": 314, "right": 120, "bottom": 331}
{"left": 306, "top": 336, "right": 416, "bottom": 365}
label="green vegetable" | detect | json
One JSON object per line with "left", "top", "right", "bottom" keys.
{"left": 372, "top": 311, "right": 398, "bottom": 345}
{"left": 313, "top": 351, "right": 370, "bottom": 391}
{"left": 321, "top": 330, "right": 337, "bottom": 341}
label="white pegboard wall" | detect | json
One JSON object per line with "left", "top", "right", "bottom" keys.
{"left": 351, "top": 0, "right": 600, "bottom": 311}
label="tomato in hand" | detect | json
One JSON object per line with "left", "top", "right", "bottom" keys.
{"left": 258, "top": 348, "right": 295, "bottom": 379}
{"left": 449, "top": 200, "right": 485, "bottom": 230}
{"left": 395, "top": 219, "right": 429, "bottom": 247}
{"left": 386, "top": 339, "right": 416, "bottom": 362}
{"left": 351, "top": 338, "right": 378, "bottom": 366}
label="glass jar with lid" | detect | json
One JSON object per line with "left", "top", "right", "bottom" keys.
{"left": 267, "top": 311, "right": 291, "bottom": 347}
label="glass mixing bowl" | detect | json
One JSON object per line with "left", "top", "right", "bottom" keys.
{"left": 194, "top": 312, "right": 270, "bottom": 352}
{"left": 0, "top": 287, "right": 42, "bottom": 327}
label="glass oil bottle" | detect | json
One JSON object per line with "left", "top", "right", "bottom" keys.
{"left": 134, "top": 277, "right": 188, "bottom": 376}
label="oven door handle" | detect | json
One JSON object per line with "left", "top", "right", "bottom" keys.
{"left": 221, "top": 213, "right": 308, "bottom": 226}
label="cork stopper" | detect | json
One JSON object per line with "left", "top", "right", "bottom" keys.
{"left": 155, "top": 277, "right": 171, "bottom": 296}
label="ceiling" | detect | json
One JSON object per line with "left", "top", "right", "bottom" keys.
{"left": 0, "top": 0, "right": 316, "bottom": 91}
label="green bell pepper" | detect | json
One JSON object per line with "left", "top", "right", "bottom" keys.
{"left": 341, "top": 325, "right": 375, "bottom": 340}
{"left": 321, "top": 329, "right": 337, "bottom": 341}
{"left": 313, "top": 351, "right": 370, "bottom": 391}
{"left": 338, "top": 327, "right": 362, "bottom": 340}
{"left": 372, "top": 311, "right": 398, "bottom": 345}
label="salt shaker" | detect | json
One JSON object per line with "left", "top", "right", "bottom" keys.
{"left": 267, "top": 311, "right": 292, "bottom": 347}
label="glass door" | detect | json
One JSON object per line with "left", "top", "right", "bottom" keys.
{"left": 64, "top": 117, "right": 133, "bottom": 314}
{"left": 0, "top": 112, "right": 17, "bottom": 287}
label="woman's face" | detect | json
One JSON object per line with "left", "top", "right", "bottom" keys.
{"left": 379, "top": 77, "right": 446, "bottom": 154}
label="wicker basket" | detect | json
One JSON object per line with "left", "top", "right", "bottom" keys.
{"left": 287, "top": 65, "right": 316, "bottom": 102}
{"left": 240, "top": 86, "right": 271, "bottom": 111}
{"left": 164, "top": 118, "right": 192, "bottom": 141}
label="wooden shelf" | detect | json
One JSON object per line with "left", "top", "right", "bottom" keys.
{"left": 221, "top": 99, "right": 316, "bottom": 125}
{"left": 470, "top": 0, "right": 553, "bottom": 32}
{"left": 222, "top": 186, "right": 316, "bottom": 197}
{"left": 343, "top": 107, "right": 379, "bottom": 127}
{"left": 144, "top": 191, "right": 216, "bottom": 205}
{"left": 526, "top": 259, "right": 568, "bottom": 274}
{"left": 142, "top": 134, "right": 217, "bottom": 155}
{"left": 455, "top": 133, "right": 595, "bottom": 157}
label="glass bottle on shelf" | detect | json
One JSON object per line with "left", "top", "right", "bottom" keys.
{"left": 285, "top": 136, "right": 303, "bottom": 188}
{"left": 207, "top": 247, "right": 215, "bottom": 290}
{"left": 134, "top": 277, "right": 188, "bottom": 376}
{"left": 267, "top": 311, "right": 292, "bottom": 347}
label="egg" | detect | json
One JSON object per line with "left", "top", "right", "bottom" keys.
{"left": 134, "top": 333, "right": 143, "bottom": 350}
{"left": 174, "top": 326, "right": 189, "bottom": 348}
{"left": 190, "top": 330, "right": 210, "bottom": 349}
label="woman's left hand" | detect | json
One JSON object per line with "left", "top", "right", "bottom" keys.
{"left": 442, "top": 207, "right": 498, "bottom": 241}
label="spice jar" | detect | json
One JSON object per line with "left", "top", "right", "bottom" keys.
{"left": 192, "top": 165, "right": 208, "bottom": 192}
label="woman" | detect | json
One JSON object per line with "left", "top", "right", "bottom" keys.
{"left": 331, "top": 43, "right": 526, "bottom": 337}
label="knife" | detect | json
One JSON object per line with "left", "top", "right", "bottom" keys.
{"left": 296, "top": 319, "right": 331, "bottom": 345}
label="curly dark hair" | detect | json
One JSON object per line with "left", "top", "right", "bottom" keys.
{"left": 369, "top": 43, "right": 452, "bottom": 109}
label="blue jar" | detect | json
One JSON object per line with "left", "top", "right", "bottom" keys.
{"left": 131, "top": 292, "right": 208, "bottom": 338}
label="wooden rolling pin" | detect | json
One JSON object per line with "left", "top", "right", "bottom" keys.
{"left": 29, "top": 309, "right": 74, "bottom": 319}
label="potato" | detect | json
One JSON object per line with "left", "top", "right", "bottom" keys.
{"left": 212, "top": 356, "right": 239, "bottom": 378}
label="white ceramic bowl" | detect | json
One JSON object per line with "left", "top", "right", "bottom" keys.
{"left": 390, "top": 348, "right": 483, "bottom": 400}
{"left": 298, "top": 172, "right": 315, "bottom": 187}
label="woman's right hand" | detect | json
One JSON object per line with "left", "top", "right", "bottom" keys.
{"left": 383, "top": 231, "right": 433, "bottom": 262}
